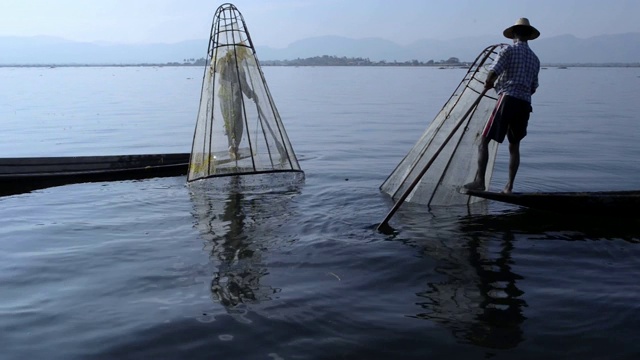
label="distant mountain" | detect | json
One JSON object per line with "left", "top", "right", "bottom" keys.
{"left": 534, "top": 33, "right": 640, "bottom": 63}
{"left": 257, "top": 33, "right": 640, "bottom": 64}
{"left": 1, "top": 33, "right": 639, "bottom": 65}
{"left": 254, "top": 35, "right": 503, "bottom": 63}
{"left": 256, "top": 36, "right": 411, "bottom": 62}
{"left": 0, "top": 36, "right": 208, "bottom": 65}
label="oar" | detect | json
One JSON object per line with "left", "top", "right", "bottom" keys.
{"left": 377, "top": 88, "right": 489, "bottom": 233}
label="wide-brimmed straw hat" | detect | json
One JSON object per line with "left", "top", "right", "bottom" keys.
{"left": 503, "top": 18, "right": 540, "bottom": 40}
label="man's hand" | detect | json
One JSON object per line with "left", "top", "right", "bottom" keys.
{"left": 484, "top": 80, "right": 495, "bottom": 90}
{"left": 484, "top": 70, "right": 497, "bottom": 90}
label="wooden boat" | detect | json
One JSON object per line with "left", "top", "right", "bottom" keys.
{"left": 464, "top": 189, "right": 640, "bottom": 216}
{"left": 0, "top": 153, "right": 190, "bottom": 196}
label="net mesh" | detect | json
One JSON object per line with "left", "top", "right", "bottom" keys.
{"left": 188, "top": 3, "right": 302, "bottom": 182}
{"left": 380, "top": 44, "right": 508, "bottom": 206}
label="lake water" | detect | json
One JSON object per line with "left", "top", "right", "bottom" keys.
{"left": 1, "top": 65, "right": 639, "bottom": 359}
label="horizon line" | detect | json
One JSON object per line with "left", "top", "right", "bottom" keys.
{"left": 1, "top": 31, "right": 640, "bottom": 47}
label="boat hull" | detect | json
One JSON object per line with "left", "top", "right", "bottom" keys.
{"left": 0, "top": 153, "right": 190, "bottom": 196}
{"left": 465, "top": 189, "right": 640, "bottom": 217}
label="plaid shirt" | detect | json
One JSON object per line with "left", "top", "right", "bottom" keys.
{"left": 490, "top": 40, "right": 540, "bottom": 103}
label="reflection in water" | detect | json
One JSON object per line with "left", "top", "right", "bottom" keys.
{"left": 414, "top": 232, "right": 526, "bottom": 349}
{"left": 401, "top": 204, "right": 639, "bottom": 350}
{"left": 189, "top": 174, "right": 302, "bottom": 318}
{"left": 396, "top": 205, "right": 526, "bottom": 349}
{"left": 210, "top": 182, "right": 265, "bottom": 309}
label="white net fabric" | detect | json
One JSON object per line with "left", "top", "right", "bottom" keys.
{"left": 188, "top": 4, "right": 302, "bottom": 182}
{"left": 380, "top": 44, "right": 508, "bottom": 206}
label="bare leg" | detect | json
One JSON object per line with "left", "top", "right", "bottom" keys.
{"left": 232, "top": 101, "right": 244, "bottom": 154}
{"left": 220, "top": 95, "right": 236, "bottom": 156}
{"left": 503, "top": 141, "right": 520, "bottom": 194}
{"left": 227, "top": 97, "right": 243, "bottom": 160}
{"left": 464, "top": 137, "right": 491, "bottom": 190}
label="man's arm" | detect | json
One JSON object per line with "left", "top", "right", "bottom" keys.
{"left": 485, "top": 46, "right": 509, "bottom": 90}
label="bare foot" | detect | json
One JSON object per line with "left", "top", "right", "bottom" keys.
{"left": 229, "top": 148, "right": 238, "bottom": 161}
{"left": 463, "top": 181, "right": 485, "bottom": 191}
{"left": 501, "top": 182, "right": 514, "bottom": 194}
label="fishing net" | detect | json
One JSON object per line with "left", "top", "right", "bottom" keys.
{"left": 380, "top": 44, "right": 508, "bottom": 206}
{"left": 188, "top": 3, "right": 303, "bottom": 182}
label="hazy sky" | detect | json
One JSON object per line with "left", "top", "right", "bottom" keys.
{"left": 1, "top": 0, "right": 638, "bottom": 47}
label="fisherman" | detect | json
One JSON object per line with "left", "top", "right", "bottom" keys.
{"left": 464, "top": 18, "right": 540, "bottom": 194}
{"left": 216, "top": 44, "right": 256, "bottom": 160}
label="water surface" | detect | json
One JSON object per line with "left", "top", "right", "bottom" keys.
{"left": 1, "top": 65, "right": 639, "bottom": 359}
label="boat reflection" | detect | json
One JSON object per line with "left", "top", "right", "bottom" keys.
{"left": 461, "top": 207, "right": 640, "bottom": 242}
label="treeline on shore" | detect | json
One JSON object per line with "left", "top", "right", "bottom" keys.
{"left": 170, "top": 55, "right": 467, "bottom": 67}
{"left": 168, "top": 55, "right": 640, "bottom": 68}
{"left": 260, "top": 55, "right": 467, "bottom": 67}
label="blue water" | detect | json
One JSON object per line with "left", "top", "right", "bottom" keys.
{"left": 1, "top": 65, "right": 639, "bottom": 359}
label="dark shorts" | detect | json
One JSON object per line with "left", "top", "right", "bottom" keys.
{"left": 483, "top": 94, "right": 532, "bottom": 144}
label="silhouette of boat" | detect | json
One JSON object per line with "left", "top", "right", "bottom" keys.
{"left": 0, "top": 153, "right": 190, "bottom": 196}
{"left": 465, "top": 189, "right": 640, "bottom": 216}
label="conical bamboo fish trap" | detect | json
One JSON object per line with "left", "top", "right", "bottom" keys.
{"left": 188, "top": 3, "right": 303, "bottom": 182}
{"left": 380, "top": 44, "right": 508, "bottom": 208}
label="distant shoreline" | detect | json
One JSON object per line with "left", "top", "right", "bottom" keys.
{"left": 2, "top": 54, "right": 640, "bottom": 68}
{"left": 1, "top": 63, "right": 639, "bottom": 68}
